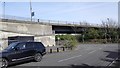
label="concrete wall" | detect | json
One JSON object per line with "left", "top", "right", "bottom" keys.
{"left": 0, "top": 21, "right": 55, "bottom": 50}
{"left": 0, "top": 31, "right": 33, "bottom": 49}
{"left": 34, "top": 36, "right": 55, "bottom": 47}
{"left": 0, "top": 21, "right": 52, "bottom": 35}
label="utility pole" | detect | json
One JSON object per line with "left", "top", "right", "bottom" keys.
{"left": 30, "top": 0, "right": 32, "bottom": 21}
{"left": 3, "top": 2, "right": 5, "bottom": 19}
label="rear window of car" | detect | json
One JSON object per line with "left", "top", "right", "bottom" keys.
{"left": 34, "top": 42, "right": 44, "bottom": 48}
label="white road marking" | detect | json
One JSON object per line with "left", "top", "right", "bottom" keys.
{"left": 88, "top": 50, "right": 96, "bottom": 54}
{"left": 58, "top": 55, "right": 82, "bottom": 62}
{"left": 108, "top": 58, "right": 118, "bottom": 66}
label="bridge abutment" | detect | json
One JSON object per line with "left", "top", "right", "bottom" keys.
{"left": 0, "top": 19, "right": 55, "bottom": 50}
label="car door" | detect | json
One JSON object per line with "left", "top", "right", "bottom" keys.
{"left": 26, "top": 42, "right": 35, "bottom": 57}
{"left": 7, "top": 42, "right": 27, "bottom": 62}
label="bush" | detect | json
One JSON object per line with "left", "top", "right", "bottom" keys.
{"left": 55, "top": 34, "right": 78, "bottom": 49}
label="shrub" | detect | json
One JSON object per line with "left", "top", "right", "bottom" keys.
{"left": 55, "top": 34, "right": 78, "bottom": 49}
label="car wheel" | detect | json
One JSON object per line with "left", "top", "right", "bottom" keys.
{"left": 34, "top": 53, "right": 42, "bottom": 62}
{"left": 2, "top": 58, "right": 8, "bottom": 68}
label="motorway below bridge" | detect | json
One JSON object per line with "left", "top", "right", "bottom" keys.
{"left": 10, "top": 44, "right": 119, "bottom": 68}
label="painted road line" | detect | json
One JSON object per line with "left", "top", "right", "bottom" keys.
{"left": 88, "top": 50, "right": 96, "bottom": 54}
{"left": 58, "top": 55, "right": 82, "bottom": 62}
{"left": 108, "top": 58, "right": 118, "bottom": 66}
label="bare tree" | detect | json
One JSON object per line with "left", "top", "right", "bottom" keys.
{"left": 101, "top": 18, "right": 118, "bottom": 43}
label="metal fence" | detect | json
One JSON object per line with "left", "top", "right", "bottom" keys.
{"left": 0, "top": 14, "right": 103, "bottom": 27}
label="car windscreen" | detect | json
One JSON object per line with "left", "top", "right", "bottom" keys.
{"left": 4, "top": 42, "right": 18, "bottom": 50}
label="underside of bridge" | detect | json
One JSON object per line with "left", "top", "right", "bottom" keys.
{"left": 52, "top": 25, "right": 84, "bottom": 34}
{"left": 52, "top": 25, "right": 102, "bottom": 34}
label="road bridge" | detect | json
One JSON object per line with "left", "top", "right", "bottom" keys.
{"left": 0, "top": 16, "right": 105, "bottom": 49}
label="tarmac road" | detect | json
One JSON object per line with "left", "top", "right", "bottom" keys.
{"left": 9, "top": 43, "right": 119, "bottom": 67}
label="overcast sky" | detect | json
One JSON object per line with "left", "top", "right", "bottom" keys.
{"left": 0, "top": 1, "right": 119, "bottom": 25}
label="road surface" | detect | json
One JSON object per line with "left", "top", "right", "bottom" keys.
{"left": 9, "top": 43, "right": 119, "bottom": 68}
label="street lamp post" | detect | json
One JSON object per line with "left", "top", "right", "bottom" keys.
{"left": 30, "top": 0, "right": 34, "bottom": 21}
{"left": 3, "top": 2, "right": 5, "bottom": 19}
{"left": 30, "top": 0, "right": 32, "bottom": 21}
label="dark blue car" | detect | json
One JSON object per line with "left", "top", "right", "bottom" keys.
{"left": 0, "top": 42, "right": 46, "bottom": 68}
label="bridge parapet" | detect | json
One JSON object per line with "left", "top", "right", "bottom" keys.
{"left": 0, "top": 15, "right": 103, "bottom": 28}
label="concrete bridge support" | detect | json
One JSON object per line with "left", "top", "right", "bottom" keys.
{"left": 0, "top": 20, "right": 55, "bottom": 50}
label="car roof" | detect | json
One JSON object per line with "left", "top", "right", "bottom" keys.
{"left": 15, "top": 41, "right": 41, "bottom": 43}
